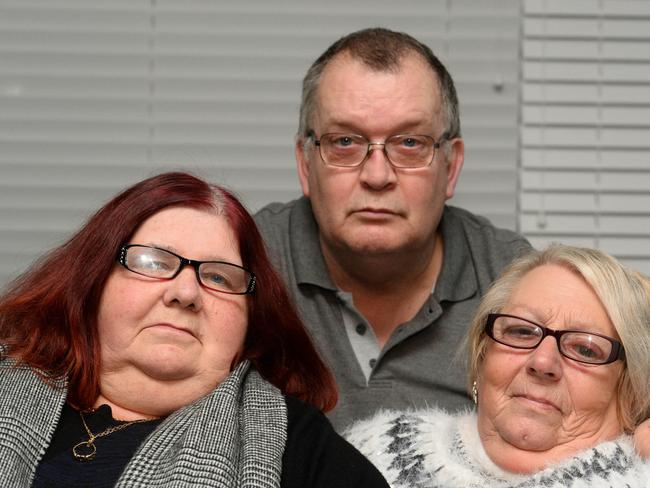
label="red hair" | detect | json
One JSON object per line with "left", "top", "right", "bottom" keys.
{"left": 0, "top": 172, "right": 337, "bottom": 411}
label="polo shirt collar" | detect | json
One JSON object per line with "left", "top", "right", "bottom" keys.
{"left": 289, "top": 197, "right": 338, "bottom": 290}
{"left": 434, "top": 205, "right": 478, "bottom": 303}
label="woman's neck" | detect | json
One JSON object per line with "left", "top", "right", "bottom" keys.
{"left": 478, "top": 420, "right": 624, "bottom": 474}
{"left": 95, "top": 367, "right": 225, "bottom": 420}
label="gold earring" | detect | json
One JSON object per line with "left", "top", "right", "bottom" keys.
{"left": 472, "top": 380, "right": 478, "bottom": 405}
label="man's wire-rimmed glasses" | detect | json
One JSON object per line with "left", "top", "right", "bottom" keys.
{"left": 311, "top": 132, "right": 450, "bottom": 169}
{"left": 485, "top": 313, "right": 625, "bottom": 365}
{"left": 118, "top": 244, "right": 256, "bottom": 295}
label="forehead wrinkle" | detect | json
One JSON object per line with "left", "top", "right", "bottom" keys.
{"left": 314, "top": 57, "right": 441, "bottom": 136}
{"left": 322, "top": 116, "right": 436, "bottom": 138}
{"left": 506, "top": 303, "right": 613, "bottom": 336}
{"left": 504, "top": 304, "right": 555, "bottom": 326}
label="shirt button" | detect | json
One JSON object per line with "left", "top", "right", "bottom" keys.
{"left": 369, "top": 358, "right": 377, "bottom": 368}
{"left": 355, "top": 323, "right": 367, "bottom": 335}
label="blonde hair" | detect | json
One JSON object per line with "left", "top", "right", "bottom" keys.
{"left": 466, "top": 244, "right": 650, "bottom": 432}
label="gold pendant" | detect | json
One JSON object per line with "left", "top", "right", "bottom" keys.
{"left": 73, "top": 440, "right": 97, "bottom": 461}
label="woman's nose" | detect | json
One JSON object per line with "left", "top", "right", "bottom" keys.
{"left": 162, "top": 266, "right": 203, "bottom": 310}
{"left": 525, "top": 336, "right": 563, "bottom": 381}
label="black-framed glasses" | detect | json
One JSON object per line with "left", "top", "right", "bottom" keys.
{"left": 118, "top": 245, "right": 256, "bottom": 295}
{"left": 485, "top": 313, "right": 625, "bottom": 365}
{"left": 311, "top": 132, "right": 450, "bottom": 169}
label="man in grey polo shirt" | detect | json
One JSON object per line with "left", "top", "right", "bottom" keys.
{"left": 255, "top": 28, "right": 530, "bottom": 431}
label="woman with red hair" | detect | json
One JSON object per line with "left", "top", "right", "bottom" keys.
{"left": 0, "top": 172, "right": 388, "bottom": 487}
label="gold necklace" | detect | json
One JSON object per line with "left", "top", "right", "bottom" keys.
{"left": 72, "top": 410, "right": 151, "bottom": 461}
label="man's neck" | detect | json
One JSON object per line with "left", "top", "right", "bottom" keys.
{"left": 323, "top": 232, "right": 444, "bottom": 347}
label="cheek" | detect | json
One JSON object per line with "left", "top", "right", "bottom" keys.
{"left": 96, "top": 276, "right": 151, "bottom": 342}
{"left": 431, "top": 171, "right": 451, "bottom": 201}
{"left": 204, "top": 300, "right": 249, "bottom": 349}
{"left": 315, "top": 173, "right": 353, "bottom": 201}
{"left": 403, "top": 173, "right": 446, "bottom": 211}
{"left": 565, "top": 367, "right": 620, "bottom": 413}
{"left": 480, "top": 347, "right": 525, "bottom": 401}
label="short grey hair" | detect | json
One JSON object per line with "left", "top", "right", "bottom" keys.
{"left": 466, "top": 244, "right": 650, "bottom": 433}
{"left": 297, "top": 27, "right": 461, "bottom": 142}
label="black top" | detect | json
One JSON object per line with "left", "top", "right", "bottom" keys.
{"left": 32, "top": 404, "right": 163, "bottom": 487}
{"left": 32, "top": 397, "right": 388, "bottom": 487}
{"left": 281, "top": 395, "right": 388, "bottom": 487}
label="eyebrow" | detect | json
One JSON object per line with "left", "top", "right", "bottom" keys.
{"left": 504, "top": 305, "right": 609, "bottom": 333}
{"left": 143, "top": 243, "right": 234, "bottom": 264}
{"left": 323, "top": 118, "right": 434, "bottom": 136}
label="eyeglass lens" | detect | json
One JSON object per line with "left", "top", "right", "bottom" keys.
{"left": 489, "top": 314, "right": 617, "bottom": 364}
{"left": 319, "top": 133, "right": 436, "bottom": 168}
{"left": 123, "top": 245, "right": 252, "bottom": 294}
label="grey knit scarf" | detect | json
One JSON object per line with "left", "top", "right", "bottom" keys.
{"left": 0, "top": 350, "right": 287, "bottom": 487}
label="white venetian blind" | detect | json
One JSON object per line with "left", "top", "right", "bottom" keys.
{"left": 521, "top": 0, "right": 650, "bottom": 274}
{"left": 0, "top": 0, "right": 521, "bottom": 287}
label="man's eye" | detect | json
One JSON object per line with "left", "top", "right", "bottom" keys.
{"left": 401, "top": 137, "right": 421, "bottom": 148}
{"left": 333, "top": 136, "right": 355, "bottom": 147}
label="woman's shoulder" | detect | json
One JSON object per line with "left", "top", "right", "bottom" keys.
{"left": 344, "top": 406, "right": 464, "bottom": 451}
{"left": 282, "top": 396, "right": 389, "bottom": 488}
{"left": 529, "top": 435, "right": 650, "bottom": 487}
{"left": 344, "top": 407, "right": 477, "bottom": 488}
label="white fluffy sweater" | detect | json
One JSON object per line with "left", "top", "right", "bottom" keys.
{"left": 345, "top": 409, "right": 650, "bottom": 488}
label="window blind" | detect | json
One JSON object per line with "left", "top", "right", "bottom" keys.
{"left": 521, "top": 0, "right": 650, "bottom": 274}
{"left": 0, "top": 0, "right": 521, "bottom": 287}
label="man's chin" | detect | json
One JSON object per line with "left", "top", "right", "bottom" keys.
{"left": 342, "top": 235, "right": 411, "bottom": 257}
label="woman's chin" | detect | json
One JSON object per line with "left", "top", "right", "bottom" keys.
{"left": 500, "top": 424, "right": 559, "bottom": 452}
{"left": 486, "top": 421, "right": 562, "bottom": 474}
{"left": 137, "top": 347, "right": 200, "bottom": 381}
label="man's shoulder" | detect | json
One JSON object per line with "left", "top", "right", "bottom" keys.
{"left": 254, "top": 200, "right": 297, "bottom": 251}
{"left": 253, "top": 197, "right": 321, "bottom": 278}
{"left": 255, "top": 199, "right": 295, "bottom": 226}
{"left": 445, "top": 205, "right": 525, "bottom": 242}
{"left": 445, "top": 205, "right": 531, "bottom": 256}
{"left": 441, "top": 205, "right": 532, "bottom": 282}
{"left": 254, "top": 197, "right": 310, "bottom": 235}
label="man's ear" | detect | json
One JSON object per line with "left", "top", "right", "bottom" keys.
{"left": 296, "top": 137, "right": 312, "bottom": 198}
{"left": 444, "top": 137, "right": 465, "bottom": 200}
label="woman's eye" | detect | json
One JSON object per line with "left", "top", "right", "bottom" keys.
{"left": 576, "top": 345, "right": 597, "bottom": 358}
{"left": 504, "top": 326, "right": 536, "bottom": 337}
{"left": 568, "top": 342, "right": 604, "bottom": 360}
{"left": 206, "top": 273, "right": 225, "bottom": 284}
{"left": 135, "top": 255, "right": 170, "bottom": 271}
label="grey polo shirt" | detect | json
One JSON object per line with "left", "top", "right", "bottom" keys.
{"left": 255, "top": 197, "right": 531, "bottom": 431}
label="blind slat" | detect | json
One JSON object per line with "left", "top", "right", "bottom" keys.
{"left": 521, "top": 0, "right": 650, "bottom": 274}
{"left": 0, "top": 0, "right": 521, "bottom": 286}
